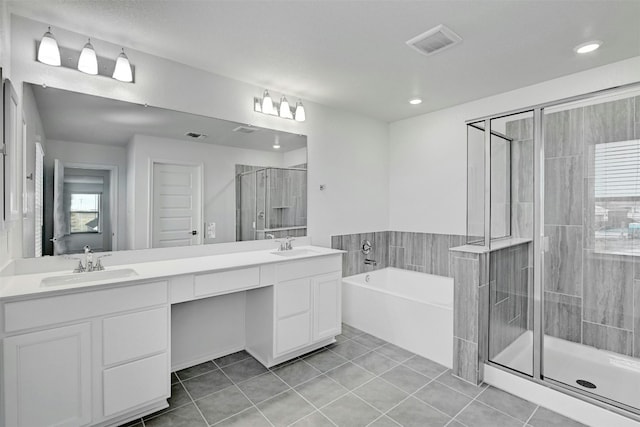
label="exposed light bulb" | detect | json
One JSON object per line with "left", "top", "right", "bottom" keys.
{"left": 37, "top": 26, "right": 61, "bottom": 66}
{"left": 409, "top": 98, "right": 422, "bottom": 105}
{"left": 262, "top": 90, "right": 274, "bottom": 115}
{"left": 294, "top": 101, "right": 306, "bottom": 122}
{"left": 273, "top": 135, "right": 281, "bottom": 149}
{"left": 279, "top": 96, "right": 293, "bottom": 119}
{"left": 112, "top": 48, "right": 133, "bottom": 82}
{"left": 78, "top": 38, "right": 98, "bottom": 75}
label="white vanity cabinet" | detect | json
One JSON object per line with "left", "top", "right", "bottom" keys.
{"left": 246, "top": 255, "right": 342, "bottom": 367}
{"left": 1, "top": 281, "right": 170, "bottom": 427}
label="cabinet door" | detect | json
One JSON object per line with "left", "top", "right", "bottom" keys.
{"left": 3, "top": 323, "right": 92, "bottom": 427}
{"left": 312, "top": 272, "right": 342, "bottom": 341}
{"left": 274, "top": 279, "right": 312, "bottom": 356}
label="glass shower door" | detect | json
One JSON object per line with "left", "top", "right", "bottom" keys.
{"left": 541, "top": 91, "right": 640, "bottom": 412}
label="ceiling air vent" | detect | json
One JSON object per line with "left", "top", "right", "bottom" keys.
{"left": 232, "top": 126, "right": 257, "bottom": 134}
{"left": 185, "top": 132, "right": 207, "bottom": 139}
{"left": 406, "top": 24, "right": 462, "bottom": 57}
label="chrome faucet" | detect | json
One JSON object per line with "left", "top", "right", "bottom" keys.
{"left": 66, "top": 246, "right": 111, "bottom": 273}
{"left": 265, "top": 233, "right": 275, "bottom": 239}
{"left": 364, "top": 258, "right": 377, "bottom": 266}
{"left": 276, "top": 236, "right": 295, "bottom": 251}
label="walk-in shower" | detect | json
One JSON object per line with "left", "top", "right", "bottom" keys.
{"left": 236, "top": 166, "right": 307, "bottom": 241}
{"left": 466, "top": 85, "right": 640, "bottom": 417}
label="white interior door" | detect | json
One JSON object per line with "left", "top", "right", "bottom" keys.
{"left": 151, "top": 163, "right": 202, "bottom": 248}
{"left": 52, "top": 159, "right": 68, "bottom": 255}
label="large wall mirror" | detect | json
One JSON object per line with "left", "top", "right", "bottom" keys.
{"left": 21, "top": 83, "right": 307, "bottom": 257}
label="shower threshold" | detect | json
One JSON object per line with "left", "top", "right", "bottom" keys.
{"left": 493, "top": 331, "right": 640, "bottom": 411}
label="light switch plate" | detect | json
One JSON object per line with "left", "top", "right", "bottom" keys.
{"left": 207, "top": 222, "right": 216, "bottom": 239}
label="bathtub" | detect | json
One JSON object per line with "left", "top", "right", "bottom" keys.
{"left": 342, "top": 267, "right": 453, "bottom": 368}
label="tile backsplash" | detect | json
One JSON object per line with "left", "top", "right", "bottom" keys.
{"left": 331, "top": 231, "right": 465, "bottom": 277}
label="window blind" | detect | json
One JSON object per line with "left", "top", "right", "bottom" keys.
{"left": 34, "top": 143, "right": 44, "bottom": 257}
{"left": 594, "top": 140, "right": 640, "bottom": 198}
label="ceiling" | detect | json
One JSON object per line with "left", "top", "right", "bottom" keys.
{"left": 30, "top": 84, "right": 306, "bottom": 152}
{"left": 10, "top": 1, "right": 640, "bottom": 122}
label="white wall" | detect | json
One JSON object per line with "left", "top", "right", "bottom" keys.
{"left": 389, "top": 55, "right": 640, "bottom": 236}
{"left": 6, "top": 14, "right": 390, "bottom": 264}
{"left": 284, "top": 147, "right": 307, "bottom": 167}
{"left": 128, "top": 134, "right": 286, "bottom": 248}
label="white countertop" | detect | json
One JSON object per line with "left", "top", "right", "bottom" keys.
{"left": 0, "top": 246, "right": 344, "bottom": 301}
{"left": 449, "top": 238, "right": 532, "bottom": 254}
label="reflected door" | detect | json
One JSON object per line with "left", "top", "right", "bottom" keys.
{"left": 52, "top": 159, "right": 68, "bottom": 255}
{"left": 151, "top": 163, "right": 202, "bottom": 248}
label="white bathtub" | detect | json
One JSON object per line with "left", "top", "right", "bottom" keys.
{"left": 342, "top": 267, "right": 453, "bottom": 368}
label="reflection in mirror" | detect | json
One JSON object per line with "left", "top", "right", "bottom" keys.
{"left": 21, "top": 83, "right": 307, "bottom": 258}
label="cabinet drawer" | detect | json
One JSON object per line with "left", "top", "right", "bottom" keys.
{"left": 103, "top": 307, "right": 168, "bottom": 365}
{"left": 4, "top": 281, "right": 168, "bottom": 333}
{"left": 103, "top": 353, "right": 168, "bottom": 416}
{"left": 194, "top": 267, "right": 260, "bottom": 297}
{"left": 276, "top": 279, "right": 311, "bottom": 319}
{"left": 276, "top": 255, "right": 341, "bottom": 282}
{"left": 276, "top": 312, "right": 311, "bottom": 356}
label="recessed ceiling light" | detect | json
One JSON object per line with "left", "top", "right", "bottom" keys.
{"left": 409, "top": 98, "right": 422, "bottom": 105}
{"left": 574, "top": 41, "right": 602, "bottom": 54}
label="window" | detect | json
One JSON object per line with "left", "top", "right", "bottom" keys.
{"left": 69, "top": 193, "right": 101, "bottom": 233}
{"left": 593, "top": 140, "right": 640, "bottom": 255}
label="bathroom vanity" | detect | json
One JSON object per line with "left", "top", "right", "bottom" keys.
{"left": 0, "top": 245, "right": 343, "bottom": 427}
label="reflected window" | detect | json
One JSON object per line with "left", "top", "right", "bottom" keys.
{"left": 69, "top": 193, "right": 101, "bottom": 233}
{"left": 594, "top": 140, "right": 640, "bottom": 255}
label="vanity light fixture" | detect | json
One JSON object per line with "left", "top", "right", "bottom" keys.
{"left": 409, "top": 98, "right": 423, "bottom": 105}
{"left": 574, "top": 41, "right": 602, "bottom": 54}
{"left": 37, "top": 26, "right": 61, "bottom": 66}
{"left": 294, "top": 101, "right": 306, "bottom": 122}
{"left": 78, "top": 38, "right": 98, "bottom": 75}
{"left": 273, "top": 135, "right": 281, "bottom": 149}
{"left": 112, "top": 49, "right": 133, "bottom": 82}
{"left": 254, "top": 91, "right": 306, "bottom": 122}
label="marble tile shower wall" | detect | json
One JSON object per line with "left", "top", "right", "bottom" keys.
{"left": 542, "top": 95, "right": 640, "bottom": 358}
{"left": 330, "top": 231, "right": 466, "bottom": 277}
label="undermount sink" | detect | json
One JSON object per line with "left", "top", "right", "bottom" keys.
{"left": 40, "top": 268, "right": 138, "bottom": 287}
{"left": 271, "top": 248, "right": 319, "bottom": 257}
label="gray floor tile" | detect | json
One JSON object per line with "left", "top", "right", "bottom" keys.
{"left": 414, "top": 381, "right": 472, "bottom": 417}
{"left": 446, "top": 421, "right": 466, "bottom": 427}
{"left": 295, "top": 374, "right": 348, "bottom": 407}
{"left": 353, "top": 377, "right": 407, "bottom": 412}
{"left": 352, "top": 332, "right": 387, "bottom": 349}
{"left": 290, "top": 411, "right": 335, "bottom": 427}
{"left": 236, "top": 372, "right": 289, "bottom": 404}
{"left": 528, "top": 406, "right": 587, "bottom": 427}
{"left": 477, "top": 386, "right": 537, "bottom": 422}
{"left": 272, "top": 359, "right": 322, "bottom": 387}
{"left": 182, "top": 369, "right": 234, "bottom": 400}
{"left": 402, "top": 355, "right": 448, "bottom": 378}
{"left": 195, "top": 385, "right": 252, "bottom": 425}
{"left": 213, "top": 407, "right": 271, "bottom": 427}
{"left": 175, "top": 361, "right": 217, "bottom": 380}
{"left": 214, "top": 350, "right": 252, "bottom": 368}
{"left": 352, "top": 351, "right": 399, "bottom": 375}
{"left": 341, "top": 323, "right": 365, "bottom": 338}
{"left": 144, "top": 382, "right": 191, "bottom": 419}
{"left": 435, "top": 371, "right": 486, "bottom": 398}
{"left": 331, "top": 340, "right": 370, "bottom": 359}
{"left": 257, "top": 389, "right": 315, "bottom": 427}
{"left": 369, "top": 416, "right": 401, "bottom": 426}
{"left": 326, "top": 362, "right": 375, "bottom": 390}
{"left": 321, "top": 393, "right": 381, "bottom": 427}
{"left": 220, "top": 357, "right": 268, "bottom": 383}
{"left": 380, "top": 365, "right": 431, "bottom": 393}
{"left": 144, "top": 403, "right": 207, "bottom": 427}
{"left": 303, "top": 348, "right": 348, "bottom": 372}
{"left": 387, "top": 397, "right": 451, "bottom": 427}
{"left": 455, "top": 401, "right": 521, "bottom": 427}
{"left": 171, "top": 372, "right": 179, "bottom": 384}
{"left": 334, "top": 334, "right": 349, "bottom": 344}
{"left": 376, "top": 344, "right": 414, "bottom": 362}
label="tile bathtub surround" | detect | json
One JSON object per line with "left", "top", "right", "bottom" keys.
{"left": 331, "top": 231, "right": 466, "bottom": 277}
{"left": 123, "top": 324, "right": 585, "bottom": 427}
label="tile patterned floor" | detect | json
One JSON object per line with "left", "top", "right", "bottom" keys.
{"left": 120, "top": 324, "right": 587, "bottom": 427}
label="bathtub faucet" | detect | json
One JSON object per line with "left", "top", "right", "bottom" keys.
{"left": 364, "top": 258, "right": 377, "bottom": 266}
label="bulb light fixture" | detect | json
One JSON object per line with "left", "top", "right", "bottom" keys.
{"left": 574, "top": 41, "right": 602, "bottom": 54}
{"left": 34, "top": 26, "right": 135, "bottom": 83}
{"left": 78, "top": 38, "right": 98, "bottom": 75}
{"left": 254, "top": 91, "right": 306, "bottom": 122}
{"left": 273, "top": 135, "right": 281, "bottom": 149}
{"left": 409, "top": 98, "right": 422, "bottom": 105}
{"left": 37, "top": 26, "right": 61, "bottom": 66}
